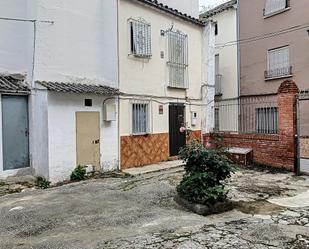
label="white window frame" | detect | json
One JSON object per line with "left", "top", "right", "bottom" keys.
{"left": 264, "top": 0, "right": 289, "bottom": 16}
{"left": 167, "top": 30, "right": 188, "bottom": 89}
{"left": 132, "top": 102, "right": 150, "bottom": 135}
{"left": 266, "top": 46, "right": 291, "bottom": 79}
{"left": 128, "top": 18, "right": 152, "bottom": 58}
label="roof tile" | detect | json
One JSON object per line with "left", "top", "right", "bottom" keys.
{"left": 36, "top": 81, "right": 119, "bottom": 96}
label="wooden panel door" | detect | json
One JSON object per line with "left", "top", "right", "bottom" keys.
{"left": 76, "top": 112, "right": 100, "bottom": 170}
{"left": 169, "top": 104, "right": 186, "bottom": 157}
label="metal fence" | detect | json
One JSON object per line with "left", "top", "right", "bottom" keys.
{"left": 297, "top": 91, "right": 309, "bottom": 175}
{"left": 214, "top": 95, "right": 278, "bottom": 134}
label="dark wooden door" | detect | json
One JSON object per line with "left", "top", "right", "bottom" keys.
{"left": 169, "top": 104, "right": 186, "bottom": 156}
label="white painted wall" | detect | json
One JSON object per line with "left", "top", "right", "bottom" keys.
{"left": 47, "top": 92, "right": 119, "bottom": 183}
{"left": 159, "top": 0, "right": 200, "bottom": 18}
{"left": 119, "top": 0, "right": 204, "bottom": 136}
{"left": 30, "top": 89, "right": 49, "bottom": 178}
{"left": 0, "top": 0, "right": 34, "bottom": 81}
{"left": 34, "top": 0, "right": 118, "bottom": 87}
{"left": 202, "top": 21, "right": 216, "bottom": 134}
{"left": 0, "top": 0, "right": 120, "bottom": 181}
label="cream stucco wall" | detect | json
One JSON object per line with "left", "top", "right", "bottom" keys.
{"left": 212, "top": 7, "right": 238, "bottom": 99}
{"left": 119, "top": 0, "right": 204, "bottom": 136}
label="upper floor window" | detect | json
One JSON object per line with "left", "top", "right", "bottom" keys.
{"left": 265, "top": 46, "right": 292, "bottom": 80}
{"left": 167, "top": 30, "right": 188, "bottom": 88}
{"left": 214, "top": 22, "right": 218, "bottom": 36}
{"left": 129, "top": 18, "right": 151, "bottom": 58}
{"left": 264, "top": 0, "right": 290, "bottom": 16}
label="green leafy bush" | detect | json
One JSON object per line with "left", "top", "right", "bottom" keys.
{"left": 70, "top": 165, "right": 87, "bottom": 181}
{"left": 35, "top": 176, "right": 51, "bottom": 189}
{"left": 177, "top": 141, "right": 234, "bottom": 205}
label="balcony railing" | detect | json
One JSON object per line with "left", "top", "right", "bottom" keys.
{"left": 215, "top": 74, "right": 222, "bottom": 96}
{"left": 264, "top": 66, "right": 292, "bottom": 80}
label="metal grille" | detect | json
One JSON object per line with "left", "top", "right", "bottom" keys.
{"left": 214, "top": 95, "right": 278, "bottom": 134}
{"left": 256, "top": 107, "right": 278, "bottom": 134}
{"left": 129, "top": 18, "right": 151, "bottom": 58}
{"left": 264, "top": 0, "right": 288, "bottom": 15}
{"left": 167, "top": 30, "right": 188, "bottom": 88}
{"left": 132, "top": 103, "right": 149, "bottom": 134}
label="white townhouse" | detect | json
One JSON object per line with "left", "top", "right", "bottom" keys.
{"left": 0, "top": 0, "right": 119, "bottom": 182}
{"left": 118, "top": 0, "right": 215, "bottom": 169}
{"left": 200, "top": 0, "right": 239, "bottom": 133}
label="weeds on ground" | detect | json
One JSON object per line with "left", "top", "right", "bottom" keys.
{"left": 35, "top": 176, "right": 51, "bottom": 189}
{"left": 70, "top": 165, "right": 87, "bottom": 181}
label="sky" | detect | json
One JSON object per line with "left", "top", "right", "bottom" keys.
{"left": 199, "top": 0, "right": 229, "bottom": 9}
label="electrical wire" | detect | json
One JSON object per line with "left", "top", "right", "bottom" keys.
{"left": 216, "top": 22, "right": 309, "bottom": 49}
{"left": 0, "top": 17, "right": 54, "bottom": 24}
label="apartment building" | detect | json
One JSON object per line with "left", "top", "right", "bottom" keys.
{"left": 239, "top": 0, "right": 308, "bottom": 95}
{"left": 200, "top": 0, "right": 239, "bottom": 133}
{"left": 239, "top": 0, "right": 309, "bottom": 173}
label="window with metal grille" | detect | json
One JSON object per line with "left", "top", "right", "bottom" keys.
{"left": 256, "top": 107, "right": 278, "bottom": 134}
{"left": 264, "top": 0, "right": 289, "bottom": 15}
{"left": 132, "top": 103, "right": 149, "bottom": 134}
{"left": 167, "top": 30, "right": 188, "bottom": 88}
{"left": 129, "top": 18, "right": 151, "bottom": 58}
{"left": 266, "top": 46, "right": 291, "bottom": 79}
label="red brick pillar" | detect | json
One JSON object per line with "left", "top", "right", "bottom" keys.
{"left": 277, "top": 80, "right": 299, "bottom": 171}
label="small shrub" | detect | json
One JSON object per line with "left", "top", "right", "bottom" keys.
{"left": 177, "top": 140, "right": 234, "bottom": 205}
{"left": 35, "top": 176, "right": 51, "bottom": 189}
{"left": 70, "top": 165, "right": 87, "bottom": 181}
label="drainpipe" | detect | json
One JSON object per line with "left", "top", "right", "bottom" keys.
{"left": 236, "top": 0, "right": 241, "bottom": 132}
{"left": 296, "top": 95, "right": 301, "bottom": 175}
{"left": 116, "top": 0, "right": 121, "bottom": 171}
{"left": 201, "top": 21, "right": 215, "bottom": 135}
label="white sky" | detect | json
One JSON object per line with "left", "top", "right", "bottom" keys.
{"left": 199, "top": 0, "right": 229, "bottom": 8}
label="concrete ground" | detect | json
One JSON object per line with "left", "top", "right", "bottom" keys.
{"left": 0, "top": 166, "right": 309, "bottom": 249}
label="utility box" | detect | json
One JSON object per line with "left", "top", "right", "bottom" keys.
{"left": 191, "top": 112, "right": 197, "bottom": 126}
{"left": 227, "top": 147, "right": 253, "bottom": 166}
{"left": 103, "top": 103, "right": 117, "bottom": 121}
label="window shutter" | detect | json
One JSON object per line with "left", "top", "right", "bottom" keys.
{"left": 265, "top": 0, "right": 287, "bottom": 15}
{"left": 267, "top": 46, "right": 290, "bottom": 78}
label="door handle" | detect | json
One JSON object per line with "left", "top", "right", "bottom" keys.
{"left": 25, "top": 128, "right": 29, "bottom": 137}
{"left": 93, "top": 139, "right": 100, "bottom": 144}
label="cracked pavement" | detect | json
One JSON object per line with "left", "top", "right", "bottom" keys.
{"left": 0, "top": 167, "right": 309, "bottom": 249}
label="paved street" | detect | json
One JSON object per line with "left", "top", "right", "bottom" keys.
{"left": 0, "top": 167, "right": 309, "bottom": 249}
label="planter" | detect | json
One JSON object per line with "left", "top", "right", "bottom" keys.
{"left": 175, "top": 195, "right": 234, "bottom": 216}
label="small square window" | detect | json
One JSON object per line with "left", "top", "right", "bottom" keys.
{"left": 85, "top": 99, "right": 92, "bottom": 107}
{"left": 214, "top": 22, "right": 218, "bottom": 36}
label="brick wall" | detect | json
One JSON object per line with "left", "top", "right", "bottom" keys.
{"left": 203, "top": 80, "right": 299, "bottom": 171}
